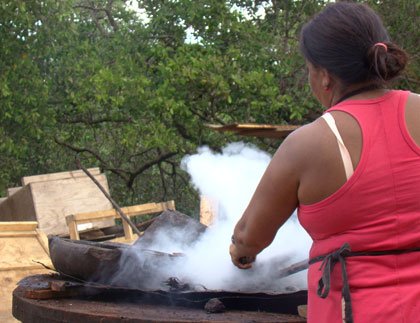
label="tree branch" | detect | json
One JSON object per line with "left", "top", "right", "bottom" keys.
{"left": 127, "top": 151, "right": 178, "bottom": 188}
{"left": 54, "top": 136, "right": 130, "bottom": 182}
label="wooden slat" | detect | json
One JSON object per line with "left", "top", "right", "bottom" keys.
{"left": 0, "top": 221, "right": 38, "bottom": 231}
{"left": 22, "top": 168, "right": 101, "bottom": 186}
{"left": 66, "top": 200, "right": 175, "bottom": 241}
{"left": 68, "top": 202, "right": 172, "bottom": 224}
{"left": 0, "top": 232, "right": 37, "bottom": 237}
{"left": 67, "top": 218, "right": 80, "bottom": 240}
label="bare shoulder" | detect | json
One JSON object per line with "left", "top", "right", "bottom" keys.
{"left": 406, "top": 92, "right": 420, "bottom": 114}
{"left": 408, "top": 92, "right": 420, "bottom": 102}
{"left": 405, "top": 92, "right": 420, "bottom": 144}
{"left": 275, "top": 118, "right": 327, "bottom": 168}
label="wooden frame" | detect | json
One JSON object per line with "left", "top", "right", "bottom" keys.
{"left": 66, "top": 200, "right": 176, "bottom": 241}
{"left": 0, "top": 221, "right": 50, "bottom": 257}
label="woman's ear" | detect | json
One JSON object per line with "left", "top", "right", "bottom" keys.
{"left": 321, "top": 68, "right": 333, "bottom": 91}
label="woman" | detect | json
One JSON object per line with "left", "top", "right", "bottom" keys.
{"left": 229, "top": 2, "right": 420, "bottom": 322}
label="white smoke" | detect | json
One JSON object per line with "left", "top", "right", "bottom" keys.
{"left": 178, "top": 142, "right": 312, "bottom": 291}
{"left": 114, "top": 142, "right": 312, "bottom": 292}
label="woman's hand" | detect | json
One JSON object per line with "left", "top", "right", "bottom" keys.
{"left": 229, "top": 243, "right": 256, "bottom": 269}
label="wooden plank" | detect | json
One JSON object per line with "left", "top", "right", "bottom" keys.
{"left": 0, "top": 185, "right": 37, "bottom": 222}
{"left": 0, "top": 221, "right": 38, "bottom": 231}
{"left": 199, "top": 196, "right": 217, "bottom": 226}
{"left": 69, "top": 202, "right": 169, "bottom": 223}
{"left": 122, "top": 220, "right": 134, "bottom": 241}
{"left": 0, "top": 268, "right": 50, "bottom": 322}
{"left": 0, "top": 232, "right": 37, "bottom": 237}
{"left": 0, "top": 231, "right": 52, "bottom": 322}
{"left": 7, "top": 186, "right": 22, "bottom": 197}
{"left": 0, "top": 236, "right": 52, "bottom": 269}
{"left": 163, "top": 200, "right": 176, "bottom": 210}
{"left": 67, "top": 217, "right": 80, "bottom": 240}
{"left": 206, "top": 123, "right": 300, "bottom": 139}
{"left": 31, "top": 174, "right": 114, "bottom": 235}
{"left": 21, "top": 168, "right": 101, "bottom": 186}
{"left": 23, "top": 287, "right": 91, "bottom": 300}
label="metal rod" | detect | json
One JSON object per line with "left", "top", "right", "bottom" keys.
{"left": 277, "top": 259, "right": 309, "bottom": 279}
{"left": 75, "top": 158, "right": 142, "bottom": 236}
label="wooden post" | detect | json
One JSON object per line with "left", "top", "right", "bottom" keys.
{"left": 162, "top": 200, "right": 175, "bottom": 210}
{"left": 66, "top": 215, "right": 80, "bottom": 240}
{"left": 199, "top": 196, "right": 218, "bottom": 226}
{"left": 122, "top": 219, "right": 134, "bottom": 241}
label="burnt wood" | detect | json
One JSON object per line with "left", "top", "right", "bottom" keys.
{"left": 13, "top": 274, "right": 307, "bottom": 322}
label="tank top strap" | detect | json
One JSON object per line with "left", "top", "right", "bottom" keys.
{"left": 321, "top": 113, "right": 354, "bottom": 180}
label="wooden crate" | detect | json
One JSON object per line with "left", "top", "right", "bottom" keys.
{"left": 0, "top": 168, "right": 114, "bottom": 235}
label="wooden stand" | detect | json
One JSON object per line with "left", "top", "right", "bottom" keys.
{"left": 66, "top": 200, "right": 176, "bottom": 242}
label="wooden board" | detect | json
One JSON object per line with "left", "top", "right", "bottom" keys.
{"left": 7, "top": 187, "right": 22, "bottom": 197}
{"left": 1, "top": 268, "right": 49, "bottom": 322}
{"left": 31, "top": 174, "right": 114, "bottom": 235}
{"left": 206, "top": 123, "right": 300, "bottom": 139}
{"left": 0, "top": 222, "right": 38, "bottom": 232}
{"left": 199, "top": 196, "right": 218, "bottom": 226}
{"left": 21, "top": 168, "right": 101, "bottom": 186}
{"left": 0, "top": 228, "right": 53, "bottom": 322}
{"left": 0, "top": 236, "right": 52, "bottom": 270}
{"left": 0, "top": 185, "right": 37, "bottom": 222}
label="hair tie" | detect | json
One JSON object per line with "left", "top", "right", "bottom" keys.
{"left": 374, "top": 42, "right": 388, "bottom": 51}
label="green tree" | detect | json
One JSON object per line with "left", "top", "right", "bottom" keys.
{"left": 0, "top": 0, "right": 418, "bottom": 215}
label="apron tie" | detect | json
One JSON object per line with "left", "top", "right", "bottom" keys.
{"left": 309, "top": 243, "right": 420, "bottom": 323}
{"left": 310, "top": 243, "right": 353, "bottom": 323}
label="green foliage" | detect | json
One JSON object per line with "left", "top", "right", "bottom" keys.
{"left": 0, "top": 0, "right": 418, "bottom": 213}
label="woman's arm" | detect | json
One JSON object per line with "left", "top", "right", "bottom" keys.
{"left": 230, "top": 132, "right": 303, "bottom": 269}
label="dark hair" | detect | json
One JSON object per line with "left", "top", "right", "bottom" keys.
{"left": 300, "top": 2, "right": 408, "bottom": 86}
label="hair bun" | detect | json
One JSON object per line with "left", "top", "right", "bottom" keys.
{"left": 367, "top": 42, "right": 408, "bottom": 82}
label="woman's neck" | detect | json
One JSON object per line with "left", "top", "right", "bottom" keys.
{"left": 330, "top": 82, "right": 387, "bottom": 106}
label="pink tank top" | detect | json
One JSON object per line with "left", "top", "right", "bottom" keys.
{"left": 298, "top": 90, "right": 420, "bottom": 322}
